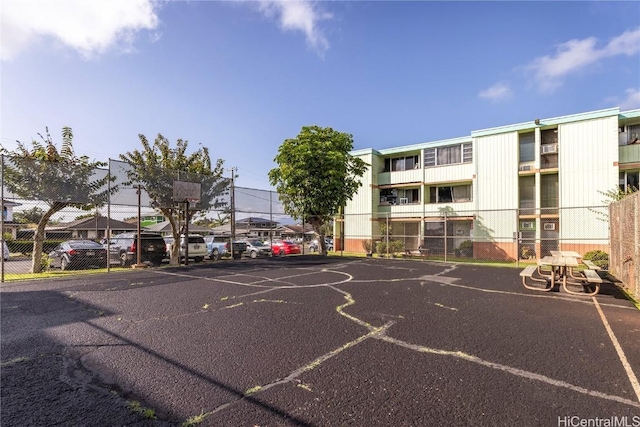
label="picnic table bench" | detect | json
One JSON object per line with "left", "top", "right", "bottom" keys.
{"left": 520, "top": 254, "right": 603, "bottom": 296}
{"left": 402, "top": 247, "right": 430, "bottom": 259}
{"left": 582, "top": 260, "right": 601, "bottom": 270}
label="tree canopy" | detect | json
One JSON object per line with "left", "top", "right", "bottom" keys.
{"left": 119, "top": 133, "right": 229, "bottom": 264}
{"left": 268, "top": 125, "right": 367, "bottom": 254}
{"left": 1, "top": 127, "right": 112, "bottom": 272}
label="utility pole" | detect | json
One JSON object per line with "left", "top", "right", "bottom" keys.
{"left": 229, "top": 167, "right": 236, "bottom": 259}
{"left": 135, "top": 184, "right": 142, "bottom": 267}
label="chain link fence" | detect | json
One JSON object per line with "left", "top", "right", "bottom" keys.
{"left": 0, "top": 154, "right": 630, "bottom": 294}
{"left": 0, "top": 157, "right": 288, "bottom": 279}
{"left": 610, "top": 191, "right": 640, "bottom": 299}
{"left": 341, "top": 206, "right": 610, "bottom": 265}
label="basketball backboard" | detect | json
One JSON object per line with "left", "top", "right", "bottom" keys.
{"left": 173, "top": 180, "right": 201, "bottom": 204}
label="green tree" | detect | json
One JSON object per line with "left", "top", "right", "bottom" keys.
{"left": 13, "top": 206, "right": 46, "bottom": 224}
{"left": 268, "top": 126, "right": 367, "bottom": 255}
{"left": 591, "top": 185, "right": 638, "bottom": 222}
{"left": 119, "top": 134, "right": 229, "bottom": 265}
{"left": 1, "top": 127, "right": 112, "bottom": 273}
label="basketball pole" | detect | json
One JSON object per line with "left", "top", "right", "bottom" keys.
{"left": 184, "top": 200, "right": 189, "bottom": 265}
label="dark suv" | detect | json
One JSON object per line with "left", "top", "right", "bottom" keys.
{"left": 107, "top": 232, "right": 166, "bottom": 266}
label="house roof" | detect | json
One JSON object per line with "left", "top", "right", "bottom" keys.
{"left": 144, "top": 220, "right": 212, "bottom": 233}
{"left": 207, "top": 223, "right": 253, "bottom": 236}
{"left": 47, "top": 216, "right": 137, "bottom": 231}
{"left": 236, "top": 217, "right": 279, "bottom": 225}
{"left": 284, "top": 224, "right": 315, "bottom": 234}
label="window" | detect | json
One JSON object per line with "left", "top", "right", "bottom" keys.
{"left": 541, "top": 128, "right": 558, "bottom": 145}
{"left": 429, "top": 184, "right": 472, "bottom": 203}
{"left": 540, "top": 174, "right": 559, "bottom": 213}
{"left": 628, "top": 124, "right": 640, "bottom": 143}
{"left": 424, "top": 143, "right": 472, "bottom": 167}
{"left": 380, "top": 188, "right": 420, "bottom": 204}
{"left": 384, "top": 155, "right": 419, "bottom": 172}
{"left": 519, "top": 132, "right": 535, "bottom": 162}
{"left": 619, "top": 171, "right": 639, "bottom": 192}
{"left": 519, "top": 176, "right": 535, "bottom": 211}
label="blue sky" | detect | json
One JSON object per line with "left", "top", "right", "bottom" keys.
{"left": 2, "top": 0, "right": 639, "bottom": 191}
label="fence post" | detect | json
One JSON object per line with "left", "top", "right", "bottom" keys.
{"left": 1, "top": 154, "right": 4, "bottom": 283}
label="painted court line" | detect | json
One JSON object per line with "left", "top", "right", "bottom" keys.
{"left": 377, "top": 334, "right": 640, "bottom": 409}
{"left": 593, "top": 296, "right": 640, "bottom": 402}
{"left": 152, "top": 264, "right": 640, "bottom": 410}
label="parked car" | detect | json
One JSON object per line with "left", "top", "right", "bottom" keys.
{"left": 163, "top": 236, "right": 174, "bottom": 259}
{"left": 241, "top": 239, "right": 273, "bottom": 258}
{"left": 179, "top": 234, "right": 207, "bottom": 262}
{"left": 204, "top": 236, "right": 247, "bottom": 260}
{"left": 269, "top": 239, "right": 302, "bottom": 256}
{"left": 204, "top": 236, "right": 226, "bottom": 260}
{"left": 163, "top": 235, "right": 207, "bottom": 262}
{"left": 48, "top": 240, "right": 108, "bottom": 270}
{"left": 309, "top": 238, "right": 333, "bottom": 252}
{"left": 107, "top": 232, "right": 166, "bottom": 266}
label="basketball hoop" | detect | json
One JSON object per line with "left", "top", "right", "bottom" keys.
{"left": 173, "top": 180, "right": 201, "bottom": 205}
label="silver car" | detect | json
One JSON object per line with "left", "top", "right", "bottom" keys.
{"left": 242, "top": 239, "right": 273, "bottom": 258}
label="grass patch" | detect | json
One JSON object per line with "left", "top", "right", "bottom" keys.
{"left": 1, "top": 265, "right": 133, "bottom": 282}
{"left": 181, "top": 411, "right": 212, "bottom": 427}
{"left": 127, "top": 400, "right": 156, "bottom": 419}
{"left": 244, "top": 385, "right": 262, "bottom": 395}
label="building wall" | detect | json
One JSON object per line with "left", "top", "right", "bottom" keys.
{"left": 344, "top": 107, "right": 639, "bottom": 259}
{"left": 343, "top": 152, "right": 377, "bottom": 246}
{"left": 559, "top": 115, "right": 618, "bottom": 244}
{"left": 474, "top": 132, "right": 519, "bottom": 244}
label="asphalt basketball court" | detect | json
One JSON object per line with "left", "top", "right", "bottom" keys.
{"left": 2, "top": 256, "right": 639, "bottom": 426}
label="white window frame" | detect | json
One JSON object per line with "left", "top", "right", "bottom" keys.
{"left": 429, "top": 184, "right": 472, "bottom": 203}
{"left": 424, "top": 143, "right": 472, "bottom": 167}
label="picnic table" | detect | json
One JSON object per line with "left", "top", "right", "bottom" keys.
{"left": 402, "top": 246, "right": 430, "bottom": 259}
{"left": 520, "top": 252, "right": 603, "bottom": 295}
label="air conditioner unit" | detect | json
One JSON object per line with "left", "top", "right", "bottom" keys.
{"left": 543, "top": 223, "right": 556, "bottom": 231}
{"left": 399, "top": 198, "right": 408, "bottom": 204}
{"left": 519, "top": 165, "right": 532, "bottom": 172}
{"left": 541, "top": 143, "right": 558, "bottom": 154}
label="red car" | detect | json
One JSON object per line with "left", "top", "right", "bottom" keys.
{"left": 269, "top": 240, "right": 302, "bottom": 256}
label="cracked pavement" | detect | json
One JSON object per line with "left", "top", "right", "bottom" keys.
{"left": 2, "top": 256, "right": 639, "bottom": 426}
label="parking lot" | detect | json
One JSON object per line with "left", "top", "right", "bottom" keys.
{"left": 2, "top": 256, "right": 639, "bottom": 426}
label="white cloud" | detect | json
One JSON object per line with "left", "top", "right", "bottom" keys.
{"left": 618, "top": 88, "right": 640, "bottom": 110}
{"left": 527, "top": 27, "right": 640, "bottom": 93}
{"left": 1, "top": 0, "right": 161, "bottom": 61}
{"left": 478, "top": 82, "right": 512, "bottom": 101}
{"left": 256, "top": 1, "right": 331, "bottom": 54}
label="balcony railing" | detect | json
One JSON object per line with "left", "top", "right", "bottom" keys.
{"left": 619, "top": 143, "right": 640, "bottom": 165}
{"left": 377, "top": 169, "right": 422, "bottom": 186}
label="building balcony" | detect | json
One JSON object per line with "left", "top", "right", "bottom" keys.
{"left": 377, "top": 169, "right": 423, "bottom": 186}
{"left": 619, "top": 143, "right": 640, "bottom": 165}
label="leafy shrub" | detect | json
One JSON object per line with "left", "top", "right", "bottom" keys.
{"left": 583, "top": 250, "right": 609, "bottom": 269}
{"left": 361, "top": 239, "right": 372, "bottom": 253}
{"left": 389, "top": 240, "right": 404, "bottom": 256}
{"left": 376, "top": 240, "right": 404, "bottom": 257}
{"left": 458, "top": 240, "right": 473, "bottom": 257}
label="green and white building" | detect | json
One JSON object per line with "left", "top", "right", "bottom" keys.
{"left": 339, "top": 107, "right": 640, "bottom": 261}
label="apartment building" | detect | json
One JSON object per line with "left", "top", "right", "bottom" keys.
{"left": 340, "top": 107, "right": 640, "bottom": 261}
